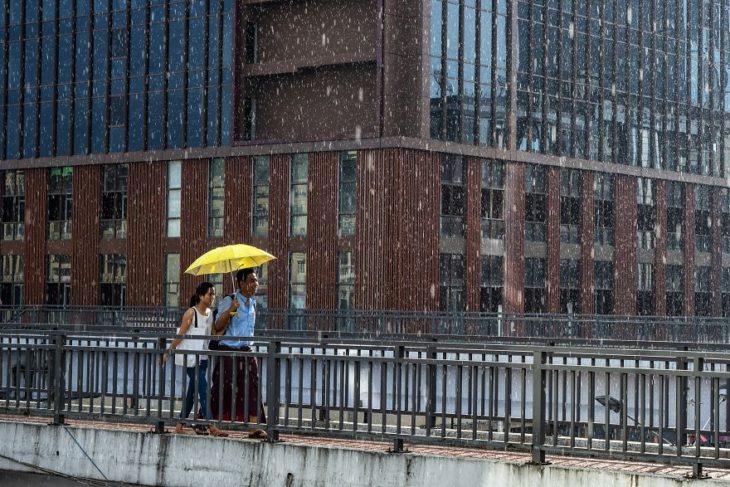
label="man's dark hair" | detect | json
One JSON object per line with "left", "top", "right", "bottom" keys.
{"left": 236, "top": 268, "right": 255, "bottom": 284}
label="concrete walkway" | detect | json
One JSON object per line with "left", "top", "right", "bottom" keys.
{"left": 1, "top": 414, "right": 729, "bottom": 486}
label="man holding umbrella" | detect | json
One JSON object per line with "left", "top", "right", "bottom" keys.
{"left": 210, "top": 267, "right": 267, "bottom": 438}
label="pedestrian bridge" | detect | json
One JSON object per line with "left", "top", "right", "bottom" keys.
{"left": 2, "top": 310, "right": 730, "bottom": 485}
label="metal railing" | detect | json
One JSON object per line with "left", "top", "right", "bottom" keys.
{"left": 3, "top": 305, "right": 730, "bottom": 347}
{"left": 1, "top": 328, "right": 730, "bottom": 476}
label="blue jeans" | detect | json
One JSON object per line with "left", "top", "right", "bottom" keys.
{"left": 181, "top": 360, "right": 210, "bottom": 420}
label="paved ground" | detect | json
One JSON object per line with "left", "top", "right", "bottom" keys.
{"left": 3, "top": 414, "right": 730, "bottom": 482}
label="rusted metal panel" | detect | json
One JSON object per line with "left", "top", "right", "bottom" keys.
{"left": 546, "top": 167, "right": 560, "bottom": 313}
{"left": 504, "top": 162, "right": 525, "bottom": 316}
{"left": 267, "top": 154, "right": 290, "bottom": 311}
{"left": 614, "top": 175, "right": 637, "bottom": 315}
{"left": 580, "top": 172, "right": 595, "bottom": 316}
{"left": 710, "top": 187, "right": 722, "bottom": 316}
{"left": 307, "top": 151, "right": 338, "bottom": 310}
{"left": 127, "top": 161, "right": 167, "bottom": 307}
{"left": 180, "top": 159, "right": 210, "bottom": 303}
{"left": 23, "top": 169, "right": 47, "bottom": 305}
{"left": 654, "top": 180, "right": 667, "bottom": 316}
{"left": 465, "top": 157, "right": 481, "bottom": 312}
{"left": 355, "top": 150, "right": 385, "bottom": 310}
{"left": 71, "top": 165, "right": 101, "bottom": 306}
{"left": 684, "top": 184, "right": 696, "bottom": 316}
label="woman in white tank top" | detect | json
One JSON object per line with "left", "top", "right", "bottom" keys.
{"left": 161, "top": 281, "right": 227, "bottom": 437}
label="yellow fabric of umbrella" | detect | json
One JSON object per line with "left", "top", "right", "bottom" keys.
{"left": 184, "top": 244, "right": 276, "bottom": 276}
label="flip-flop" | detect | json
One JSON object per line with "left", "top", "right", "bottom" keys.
{"left": 248, "top": 429, "right": 267, "bottom": 439}
{"left": 194, "top": 425, "right": 210, "bottom": 436}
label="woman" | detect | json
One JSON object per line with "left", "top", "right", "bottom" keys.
{"left": 161, "top": 282, "right": 227, "bottom": 437}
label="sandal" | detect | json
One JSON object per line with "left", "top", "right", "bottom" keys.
{"left": 193, "top": 425, "right": 210, "bottom": 436}
{"left": 209, "top": 425, "right": 229, "bottom": 437}
{"left": 248, "top": 429, "right": 267, "bottom": 440}
{"left": 174, "top": 423, "right": 186, "bottom": 434}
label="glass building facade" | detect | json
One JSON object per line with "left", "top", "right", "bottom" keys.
{"left": 431, "top": 0, "right": 730, "bottom": 177}
{"left": 0, "top": 0, "right": 233, "bottom": 160}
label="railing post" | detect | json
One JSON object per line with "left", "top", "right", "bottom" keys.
{"left": 52, "top": 333, "right": 65, "bottom": 425}
{"left": 531, "top": 350, "right": 547, "bottom": 464}
{"left": 154, "top": 337, "right": 166, "bottom": 434}
{"left": 425, "top": 340, "right": 437, "bottom": 431}
{"left": 266, "top": 340, "right": 281, "bottom": 443}
{"left": 391, "top": 345, "right": 406, "bottom": 453}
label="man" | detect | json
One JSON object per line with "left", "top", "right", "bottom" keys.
{"left": 210, "top": 267, "right": 267, "bottom": 438}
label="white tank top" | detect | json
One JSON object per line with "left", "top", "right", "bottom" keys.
{"left": 176, "top": 307, "right": 213, "bottom": 355}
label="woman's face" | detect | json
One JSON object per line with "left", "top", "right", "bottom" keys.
{"left": 201, "top": 287, "right": 216, "bottom": 307}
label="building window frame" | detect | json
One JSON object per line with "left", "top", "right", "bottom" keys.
{"left": 594, "top": 260, "right": 614, "bottom": 315}
{"left": 167, "top": 161, "right": 182, "bottom": 238}
{"left": 100, "top": 254, "right": 126, "bottom": 307}
{"left": 0, "top": 254, "right": 23, "bottom": 306}
{"left": 524, "top": 257, "right": 546, "bottom": 314}
{"left": 289, "top": 252, "right": 306, "bottom": 309}
{"left": 480, "top": 255, "right": 503, "bottom": 312}
{"left": 47, "top": 167, "right": 73, "bottom": 241}
{"left": 2, "top": 170, "right": 25, "bottom": 241}
{"left": 694, "top": 186, "right": 711, "bottom": 253}
{"left": 252, "top": 156, "right": 270, "bottom": 238}
{"left": 164, "top": 253, "right": 180, "bottom": 308}
{"left": 290, "top": 154, "right": 308, "bottom": 237}
{"left": 208, "top": 158, "right": 225, "bottom": 238}
{"left": 594, "top": 173, "right": 615, "bottom": 247}
{"left": 338, "top": 151, "right": 356, "bottom": 236}
{"left": 101, "top": 164, "right": 128, "bottom": 239}
{"left": 480, "top": 159, "right": 504, "bottom": 241}
{"left": 637, "top": 178, "right": 656, "bottom": 250}
{"left": 337, "top": 251, "right": 355, "bottom": 310}
{"left": 525, "top": 165, "right": 547, "bottom": 242}
{"left": 46, "top": 254, "right": 71, "bottom": 305}
{"left": 440, "top": 154, "right": 466, "bottom": 239}
{"left": 440, "top": 253, "right": 465, "bottom": 312}
{"left": 559, "top": 258, "right": 581, "bottom": 314}
{"left": 560, "top": 170, "right": 582, "bottom": 245}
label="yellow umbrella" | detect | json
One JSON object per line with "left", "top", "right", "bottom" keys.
{"left": 184, "top": 244, "right": 276, "bottom": 276}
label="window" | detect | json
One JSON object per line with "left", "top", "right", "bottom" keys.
{"left": 439, "top": 253, "right": 464, "bottom": 311}
{"left": 101, "top": 164, "right": 128, "bottom": 239}
{"left": 723, "top": 268, "right": 730, "bottom": 317}
{"left": 244, "top": 21, "right": 258, "bottom": 64}
{"left": 695, "top": 265, "right": 711, "bottom": 317}
{"left": 594, "top": 261, "right": 614, "bottom": 315}
{"left": 560, "top": 170, "right": 582, "bottom": 244}
{"left": 594, "top": 173, "right": 614, "bottom": 246}
{"left": 254, "top": 263, "right": 269, "bottom": 310}
{"left": 338, "top": 151, "right": 356, "bottom": 235}
{"left": 46, "top": 255, "right": 71, "bottom": 305}
{"left": 481, "top": 160, "right": 504, "bottom": 241}
{"left": 666, "top": 264, "right": 684, "bottom": 316}
{"left": 667, "top": 182, "right": 684, "bottom": 251}
{"left": 441, "top": 154, "right": 465, "bottom": 238}
{"left": 289, "top": 252, "right": 306, "bottom": 309}
{"left": 290, "top": 154, "right": 308, "bottom": 237}
{"left": 722, "top": 189, "right": 730, "bottom": 255}
{"left": 2, "top": 170, "right": 24, "bottom": 241}
{"left": 525, "top": 165, "right": 547, "bottom": 242}
{"left": 209, "top": 273, "right": 223, "bottom": 303}
{"left": 208, "top": 158, "right": 225, "bottom": 237}
{"left": 637, "top": 178, "right": 656, "bottom": 250}
{"left": 252, "top": 156, "right": 269, "bottom": 238}
{"left": 524, "top": 257, "right": 546, "bottom": 313}
{"left": 636, "top": 263, "right": 655, "bottom": 316}
{"left": 47, "top": 167, "right": 73, "bottom": 241}
{"left": 0, "top": 255, "right": 23, "bottom": 306}
{"left": 337, "top": 251, "right": 355, "bottom": 310}
{"left": 100, "top": 254, "right": 126, "bottom": 307}
{"left": 167, "top": 161, "right": 182, "bottom": 237}
{"left": 164, "top": 254, "right": 180, "bottom": 308}
{"left": 694, "top": 186, "right": 711, "bottom": 253}
{"left": 560, "top": 259, "right": 581, "bottom": 314}
{"left": 243, "top": 97, "right": 256, "bottom": 141}
{"left": 480, "top": 255, "right": 503, "bottom": 312}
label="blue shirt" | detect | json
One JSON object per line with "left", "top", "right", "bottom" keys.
{"left": 217, "top": 292, "right": 256, "bottom": 348}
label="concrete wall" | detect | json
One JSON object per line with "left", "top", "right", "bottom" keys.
{"left": 0, "top": 421, "right": 725, "bottom": 487}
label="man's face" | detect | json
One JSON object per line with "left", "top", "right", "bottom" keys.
{"left": 239, "top": 272, "right": 259, "bottom": 297}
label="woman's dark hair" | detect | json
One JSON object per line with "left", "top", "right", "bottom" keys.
{"left": 189, "top": 281, "right": 214, "bottom": 308}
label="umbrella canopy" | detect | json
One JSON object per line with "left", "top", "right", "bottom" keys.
{"left": 184, "top": 244, "right": 276, "bottom": 276}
